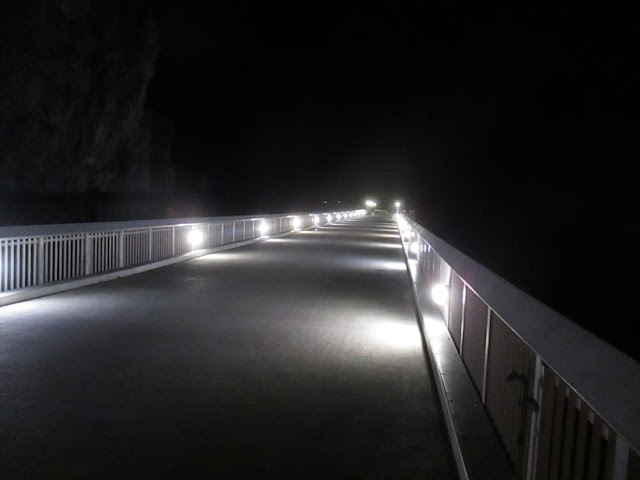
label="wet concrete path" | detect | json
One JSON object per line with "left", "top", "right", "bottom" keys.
{"left": 0, "top": 216, "right": 456, "bottom": 478}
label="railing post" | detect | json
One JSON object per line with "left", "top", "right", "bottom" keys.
{"left": 37, "top": 237, "right": 44, "bottom": 284}
{"left": 171, "top": 227, "right": 176, "bottom": 256}
{"left": 525, "top": 355, "right": 543, "bottom": 480}
{"left": 460, "top": 284, "right": 467, "bottom": 356}
{"left": 118, "top": 231, "right": 124, "bottom": 268}
{"left": 232, "top": 221, "right": 236, "bottom": 243}
{"left": 481, "top": 309, "right": 492, "bottom": 403}
{"left": 148, "top": 228, "right": 153, "bottom": 262}
{"left": 84, "top": 233, "right": 93, "bottom": 275}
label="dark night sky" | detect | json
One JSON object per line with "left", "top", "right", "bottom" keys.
{"left": 148, "top": 3, "right": 637, "bottom": 212}
{"left": 146, "top": 3, "right": 639, "bottom": 357}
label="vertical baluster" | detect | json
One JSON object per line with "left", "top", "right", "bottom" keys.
{"left": 36, "top": 237, "right": 43, "bottom": 285}
{"left": 571, "top": 401, "right": 590, "bottom": 480}
{"left": 62, "top": 237, "right": 67, "bottom": 280}
{"left": 586, "top": 416, "right": 604, "bottom": 480}
{"left": 26, "top": 238, "right": 32, "bottom": 286}
{"left": 25, "top": 240, "right": 30, "bottom": 287}
{"left": 99, "top": 235, "right": 103, "bottom": 272}
{"left": 1, "top": 241, "right": 5, "bottom": 291}
{"left": 68, "top": 238, "right": 72, "bottom": 278}
{"left": 44, "top": 239, "right": 49, "bottom": 282}
{"left": 4, "top": 241, "right": 8, "bottom": 290}
{"left": 71, "top": 237, "right": 75, "bottom": 278}
{"left": 608, "top": 433, "right": 629, "bottom": 480}
{"left": 148, "top": 228, "right": 153, "bottom": 262}
{"left": 76, "top": 236, "right": 79, "bottom": 277}
{"left": 50, "top": 238, "right": 55, "bottom": 282}
{"left": 88, "top": 234, "right": 93, "bottom": 275}
{"left": 17, "top": 239, "right": 23, "bottom": 288}
{"left": 59, "top": 237, "right": 63, "bottom": 280}
{"left": 52, "top": 237, "right": 58, "bottom": 282}
{"left": 63, "top": 237, "right": 68, "bottom": 280}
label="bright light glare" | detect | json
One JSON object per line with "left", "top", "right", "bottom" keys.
{"left": 370, "top": 321, "right": 421, "bottom": 350}
{"left": 395, "top": 201, "right": 401, "bottom": 207}
{"left": 365, "top": 200, "right": 377, "bottom": 207}
{"left": 337, "top": 213, "right": 343, "bottom": 220}
{"left": 188, "top": 230, "right": 203, "bottom": 248}
{"left": 259, "top": 221, "right": 269, "bottom": 236}
{"left": 410, "top": 242, "right": 419, "bottom": 254}
{"left": 327, "top": 214, "right": 333, "bottom": 222}
{"left": 431, "top": 284, "right": 449, "bottom": 306}
{"left": 292, "top": 217, "right": 301, "bottom": 229}
{"left": 313, "top": 216, "right": 319, "bottom": 225}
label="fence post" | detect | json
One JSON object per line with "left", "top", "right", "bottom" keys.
{"left": 171, "top": 227, "right": 176, "bottom": 256}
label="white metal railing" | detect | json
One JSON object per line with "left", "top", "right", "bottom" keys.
{"left": 398, "top": 215, "right": 640, "bottom": 480}
{"left": 0, "top": 210, "right": 365, "bottom": 295}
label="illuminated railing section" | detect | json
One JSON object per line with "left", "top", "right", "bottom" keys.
{"left": 397, "top": 215, "right": 640, "bottom": 480}
{"left": 0, "top": 210, "right": 365, "bottom": 294}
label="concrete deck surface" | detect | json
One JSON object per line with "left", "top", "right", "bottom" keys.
{"left": 0, "top": 216, "right": 456, "bottom": 478}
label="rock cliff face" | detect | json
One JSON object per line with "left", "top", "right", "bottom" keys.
{"left": 0, "top": 0, "right": 173, "bottom": 194}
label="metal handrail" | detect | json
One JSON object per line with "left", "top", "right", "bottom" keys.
{"left": 400, "top": 215, "right": 639, "bottom": 479}
{"left": 0, "top": 210, "right": 365, "bottom": 295}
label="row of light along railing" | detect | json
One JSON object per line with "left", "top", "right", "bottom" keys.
{"left": 397, "top": 215, "right": 640, "bottom": 480}
{"left": 0, "top": 210, "right": 365, "bottom": 294}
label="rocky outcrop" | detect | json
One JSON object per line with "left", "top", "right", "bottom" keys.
{"left": 0, "top": 0, "right": 174, "bottom": 194}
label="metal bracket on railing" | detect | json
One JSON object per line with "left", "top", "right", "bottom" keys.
{"left": 507, "top": 368, "right": 540, "bottom": 478}
{"left": 507, "top": 370, "right": 539, "bottom": 411}
{"left": 507, "top": 370, "right": 528, "bottom": 384}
